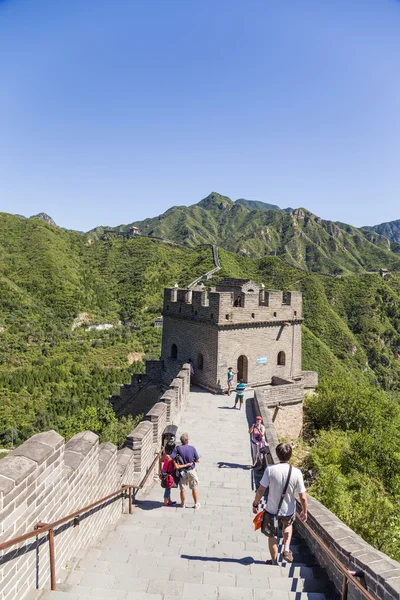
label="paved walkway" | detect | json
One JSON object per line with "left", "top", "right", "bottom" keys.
{"left": 38, "top": 388, "right": 331, "bottom": 600}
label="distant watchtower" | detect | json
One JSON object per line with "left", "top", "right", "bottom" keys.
{"left": 161, "top": 278, "right": 303, "bottom": 393}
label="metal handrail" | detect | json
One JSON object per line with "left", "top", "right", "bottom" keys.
{"left": 0, "top": 449, "right": 161, "bottom": 593}
{"left": 299, "top": 518, "right": 376, "bottom": 600}
{"left": 0, "top": 485, "right": 134, "bottom": 591}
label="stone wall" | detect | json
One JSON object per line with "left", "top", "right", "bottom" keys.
{"left": 254, "top": 377, "right": 310, "bottom": 440}
{"left": 161, "top": 317, "right": 219, "bottom": 391}
{"left": 217, "top": 322, "right": 303, "bottom": 390}
{"left": 0, "top": 365, "right": 191, "bottom": 600}
{"left": 253, "top": 390, "right": 400, "bottom": 600}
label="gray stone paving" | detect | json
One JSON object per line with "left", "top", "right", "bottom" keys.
{"left": 34, "top": 388, "right": 332, "bottom": 600}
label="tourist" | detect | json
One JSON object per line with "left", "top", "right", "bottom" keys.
{"left": 188, "top": 358, "right": 195, "bottom": 377}
{"left": 175, "top": 433, "right": 201, "bottom": 509}
{"left": 252, "top": 443, "right": 307, "bottom": 564}
{"left": 158, "top": 440, "right": 177, "bottom": 506}
{"left": 234, "top": 379, "right": 246, "bottom": 409}
{"left": 227, "top": 366, "right": 236, "bottom": 395}
{"left": 249, "top": 416, "right": 266, "bottom": 468}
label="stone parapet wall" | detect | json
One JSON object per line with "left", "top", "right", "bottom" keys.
{"left": 253, "top": 390, "right": 400, "bottom": 600}
{"left": 0, "top": 364, "right": 191, "bottom": 600}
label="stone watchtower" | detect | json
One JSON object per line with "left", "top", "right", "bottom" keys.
{"left": 161, "top": 278, "right": 305, "bottom": 393}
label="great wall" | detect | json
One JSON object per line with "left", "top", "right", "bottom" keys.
{"left": 1, "top": 252, "right": 400, "bottom": 600}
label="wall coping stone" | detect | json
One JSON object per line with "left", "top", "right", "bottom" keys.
{"left": 0, "top": 455, "right": 36, "bottom": 486}
{"left": 69, "top": 431, "right": 98, "bottom": 444}
{"left": 146, "top": 402, "right": 167, "bottom": 418}
{"left": 29, "top": 430, "right": 64, "bottom": 449}
{"left": 127, "top": 421, "right": 152, "bottom": 441}
{"left": 12, "top": 440, "right": 55, "bottom": 465}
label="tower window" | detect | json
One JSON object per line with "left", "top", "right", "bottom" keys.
{"left": 197, "top": 353, "right": 204, "bottom": 370}
{"left": 251, "top": 313, "right": 255, "bottom": 318}
{"left": 274, "top": 312, "right": 277, "bottom": 317}
{"left": 226, "top": 314, "right": 230, "bottom": 320}
{"left": 294, "top": 311, "right": 297, "bottom": 316}
{"left": 210, "top": 313, "right": 214, "bottom": 319}
{"left": 277, "top": 351, "right": 286, "bottom": 366}
{"left": 171, "top": 344, "right": 178, "bottom": 359}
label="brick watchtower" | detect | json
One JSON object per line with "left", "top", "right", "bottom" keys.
{"left": 161, "top": 278, "right": 303, "bottom": 393}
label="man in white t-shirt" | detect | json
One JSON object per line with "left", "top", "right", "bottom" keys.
{"left": 252, "top": 443, "right": 307, "bottom": 564}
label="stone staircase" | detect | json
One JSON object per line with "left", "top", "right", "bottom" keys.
{"left": 27, "top": 390, "right": 337, "bottom": 600}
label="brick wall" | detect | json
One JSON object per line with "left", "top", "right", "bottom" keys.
{"left": 253, "top": 390, "right": 400, "bottom": 600}
{"left": 0, "top": 365, "right": 191, "bottom": 600}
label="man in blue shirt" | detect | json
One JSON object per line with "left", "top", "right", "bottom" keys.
{"left": 234, "top": 379, "right": 246, "bottom": 409}
{"left": 175, "top": 433, "right": 200, "bottom": 509}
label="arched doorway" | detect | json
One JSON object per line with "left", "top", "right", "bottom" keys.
{"left": 237, "top": 355, "right": 248, "bottom": 382}
{"left": 277, "top": 351, "right": 286, "bottom": 366}
{"left": 171, "top": 343, "right": 178, "bottom": 359}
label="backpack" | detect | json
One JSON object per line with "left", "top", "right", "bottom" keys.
{"left": 174, "top": 446, "right": 186, "bottom": 483}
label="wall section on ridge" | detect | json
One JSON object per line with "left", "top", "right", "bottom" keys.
{"left": 0, "top": 365, "right": 191, "bottom": 600}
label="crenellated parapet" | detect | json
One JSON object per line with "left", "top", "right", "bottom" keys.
{"left": 0, "top": 364, "right": 191, "bottom": 600}
{"left": 163, "top": 279, "right": 302, "bottom": 325}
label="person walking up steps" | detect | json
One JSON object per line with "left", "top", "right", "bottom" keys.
{"left": 249, "top": 416, "right": 266, "bottom": 468}
{"left": 175, "top": 433, "right": 200, "bottom": 509}
{"left": 252, "top": 443, "right": 308, "bottom": 565}
{"left": 234, "top": 379, "right": 246, "bottom": 409}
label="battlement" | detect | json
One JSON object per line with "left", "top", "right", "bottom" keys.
{"left": 163, "top": 279, "right": 302, "bottom": 325}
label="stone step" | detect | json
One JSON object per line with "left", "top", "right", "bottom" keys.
{"left": 59, "top": 568, "right": 330, "bottom": 594}
{"left": 33, "top": 586, "right": 327, "bottom": 600}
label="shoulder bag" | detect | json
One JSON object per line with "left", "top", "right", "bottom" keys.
{"left": 261, "top": 465, "right": 292, "bottom": 537}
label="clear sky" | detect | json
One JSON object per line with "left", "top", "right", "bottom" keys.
{"left": 1, "top": 0, "right": 400, "bottom": 231}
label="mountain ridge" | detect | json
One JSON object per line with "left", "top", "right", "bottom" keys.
{"left": 87, "top": 192, "right": 400, "bottom": 275}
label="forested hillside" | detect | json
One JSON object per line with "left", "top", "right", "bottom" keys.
{"left": 0, "top": 212, "right": 214, "bottom": 447}
{"left": 2, "top": 211, "right": 400, "bottom": 558}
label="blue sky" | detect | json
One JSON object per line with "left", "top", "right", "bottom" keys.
{"left": 1, "top": 0, "right": 400, "bottom": 231}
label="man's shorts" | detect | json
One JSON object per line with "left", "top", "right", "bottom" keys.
{"left": 235, "top": 394, "right": 244, "bottom": 402}
{"left": 179, "top": 469, "right": 199, "bottom": 491}
{"left": 262, "top": 512, "right": 295, "bottom": 537}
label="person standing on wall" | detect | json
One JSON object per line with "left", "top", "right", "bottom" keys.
{"left": 175, "top": 433, "right": 201, "bottom": 509}
{"left": 158, "top": 440, "right": 177, "bottom": 507}
{"left": 227, "top": 366, "right": 236, "bottom": 395}
{"left": 234, "top": 379, "right": 246, "bottom": 409}
{"left": 252, "top": 443, "right": 308, "bottom": 564}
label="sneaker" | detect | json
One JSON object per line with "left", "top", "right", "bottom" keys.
{"left": 194, "top": 503, "right": 201, "bottom": 510}
{"left": 181, "top": 503, "right": 186, "bottom": 508}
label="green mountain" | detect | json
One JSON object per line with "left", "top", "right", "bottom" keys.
{"left": 363, "top": 219, "right": 400, "bottom": 243}
{"left": 89, "top": 192, "right": 400, "bottom": 275}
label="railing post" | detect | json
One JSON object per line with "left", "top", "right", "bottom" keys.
{"left": 341, "top": 575, "right": 349, "bottom": 600}
{"left": 48, "top": 528, "right": 56, "bottom": 591}
{"left": 129, "top": 486, "right": 133, "bottom": 515}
